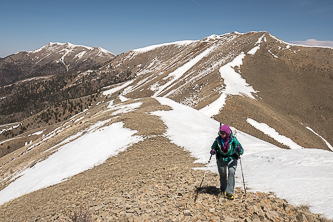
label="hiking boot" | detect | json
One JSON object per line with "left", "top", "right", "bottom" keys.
{"left": 219, "top": 191, "right": 226, "bottom": 197}
{"left": 226, "top": 193, "right": 234, "bottom": 200}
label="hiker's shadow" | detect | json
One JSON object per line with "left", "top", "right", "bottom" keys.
{"left": 194, "top": 186, "right": 220, "bottom": 202}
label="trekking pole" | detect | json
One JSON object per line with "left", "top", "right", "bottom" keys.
{"left": 194, "top": 154, "right": 213, "bottom": 203}
{"left": 198, "top": 154, "right": 213, "bottom": 188}
{"left": 239, "top": 157, "right": 247, "bottom": 196}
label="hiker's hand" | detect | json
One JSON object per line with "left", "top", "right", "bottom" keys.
{"left": 210, "top": 149, "right": 215, "bottom": 155}
{"left": 237, "top": 145, "right": 242, "bottom": 152}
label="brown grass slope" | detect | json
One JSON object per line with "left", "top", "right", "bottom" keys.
{"left": 100, "top": 31, "right": 332, "bottom": 150}
{"left": 238, "top": 34, "right": 333, "bottom": 149}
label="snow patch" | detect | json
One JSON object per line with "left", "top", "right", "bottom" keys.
{"left": 247, "top": 118, "right": 303, "bottom": 149}
{"left": 256, "top": 35, "right": 265, "bottom": 44}
{"left": 153, "top": 46, "right": 215, "bottom": 97}
{"left": 0, "top": 121, "right": 143, "bottom": 206}
{"left": 74, "top": 51, "right": 86, "bottom": 60}
{"left": 107, "top": 101, "right": 142, "bottom": 116}
{"left": 247, "top": 34, "right": 265, "bottom": 55}
{"left": 102, "top": 80, "right": 134, "bottom": 96}
{"left": 132, "top": 40, "right": 194, "bottom": 54}
{"left": 74, "top": 116, "right": 85, "bottom": 123}
{"left": 31, "top": 130, "right": 46, "bottom": 136}
{"left": 204, "top": 34, "right": 224, "bottom": 41}
{"left": 306, "top": 127, "right": 333, "bottom": 151}
{"left": 200, "top": 52, "right": 257, "bottom": 117}
{"left": 0, "top": 123, "right": 22, "bottom": 134}
{"left": 268, "top": 49, "right": 278, "bottom": 58}
{"left": 247, "top": 46, "right": 260, "bottom": 55}
{"left": 269, "top": 34, "right": 292, "bottom": 48}
{"left": 119, "top": 95, "right": 129, "bottom": 102}
{"left": 97, "top": 47, "right": 113, "bottom": 56}
{"left": 152, "top": 97, "right": 218, "bottom": 164}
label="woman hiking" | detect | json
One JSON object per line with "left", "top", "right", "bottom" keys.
{"left": 210, "top": 124, "right": 244, "bottom": 200}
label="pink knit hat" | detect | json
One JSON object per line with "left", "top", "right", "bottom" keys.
{"left": 220, "top": 124, "right": 231, "bottom": 135}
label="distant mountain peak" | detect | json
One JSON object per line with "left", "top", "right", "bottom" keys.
{"left": 0, "top": 42, "right": 115, "bottom": 87}
{"left": 29, "top": 42, "right": 114, "bottom": 56}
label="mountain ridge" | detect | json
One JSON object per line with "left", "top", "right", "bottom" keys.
{"left": 95, "top": 31, "right": 332, "bottom": 150}
{"left": 0, "top": 31, "right": 333, "bottom": 221}
{"left": 1, "top": 31, "right": 332, "bottom": 153}
{"left": 0, "top": 42, "right": 115, "bottom": 87}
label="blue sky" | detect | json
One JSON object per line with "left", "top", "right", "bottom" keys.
{"left": 0, "top": 0, "right": 332, "bottom": 57}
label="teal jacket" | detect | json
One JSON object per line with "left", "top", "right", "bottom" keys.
{"left": 211, "top": 133, "right": 244, "bottom": 162}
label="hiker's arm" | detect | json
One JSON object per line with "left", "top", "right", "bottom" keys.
{"left": 234, "top": 138, "right": 244, "bottom": 155}
{"left": 210, "top": 140, "right": 217, "bottom": 154}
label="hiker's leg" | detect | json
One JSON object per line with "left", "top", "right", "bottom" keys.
{"left": 226, "top": 159, "right": 238, "bottom": 194}
{"left": 217, "top": 159, "right": 227, "bottom": 192}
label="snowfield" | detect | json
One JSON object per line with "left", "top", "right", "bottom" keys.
{"left": 0, "top": 121, "right": 143, "bottom": 206}
{"left": 247, "top": 118, "right": 303, "bottom": 149}
{"left": 153, "top": 97, "right": 333, "bottom": 220}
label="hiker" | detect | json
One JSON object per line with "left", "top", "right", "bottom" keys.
{"left": 210, "top": 124, "right": 244, "bottom": 200}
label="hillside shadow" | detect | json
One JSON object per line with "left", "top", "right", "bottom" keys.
{"left": 194, "top": 186, "right": 220, "bottom": 202}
